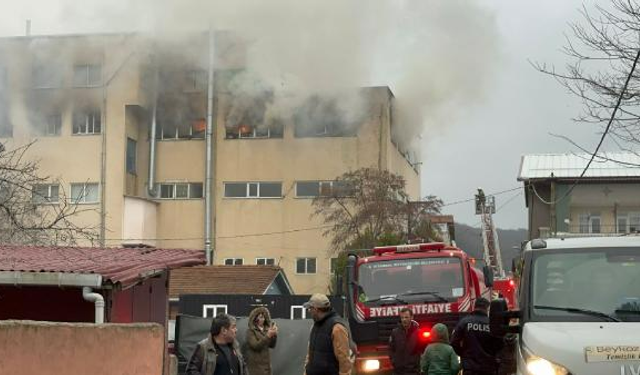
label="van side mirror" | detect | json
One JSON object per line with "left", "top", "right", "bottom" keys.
{"left": 482, "top": 265, "right": 494, "bottom": 287}
{"left": 489, "top": 299, "right": 521, "bottom": 337}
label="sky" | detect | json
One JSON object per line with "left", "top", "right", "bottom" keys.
{"left": 0, "top": 0, "right": 612, "bottom": 230}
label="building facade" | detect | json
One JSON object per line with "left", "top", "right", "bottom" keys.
{"left": 0, "top": 32, "right": 420, "bottom": 293}
{"left": 519, "top": 153, "right": 640, "bottom": 240}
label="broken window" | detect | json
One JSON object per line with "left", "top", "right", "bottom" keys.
{"left": 32, "top": 184, "right": 60, "bottom": 204}
{"left": 73, "top": 64, "right": 102, "bottom": 87}
{"left": 224, "top": 182, "right": 282, "bottom": 198}
{"left": 157, "top": 182, "right": 203, "bottom": 199}
{"left": 73, "top": 110, "right": 101, "bottom": 135}
{"left": 294, "top": 96, "right": 357, "bottom": 138}
{"left": 71, "top": 183, "right": 99, "bottom": 204}
{"left": 36, "top": 113, "right": 62, "bottom": 136}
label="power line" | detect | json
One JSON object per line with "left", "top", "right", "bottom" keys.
{"left": 441, "top": 187, "right": 522, "bottom": 208}
{"left": 533, "top": 46, "right": 640, "bottom": 206}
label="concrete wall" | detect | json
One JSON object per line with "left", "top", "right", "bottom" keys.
{"left": 0, "top": 320, "right": 164, "bottom": 375}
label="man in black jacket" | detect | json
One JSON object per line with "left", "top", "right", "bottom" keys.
{"left": 389, "top": 307, "right": 420, "bottom": 375}
{"left": 450, "top": 297, "right": 504, "bottom": 375}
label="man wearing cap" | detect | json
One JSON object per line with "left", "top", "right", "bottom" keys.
{"left": 450, "top": 297, "right": 504, "bottom": 375}
{"left": 303, "top": 293, "right": 353, "bottom": 375}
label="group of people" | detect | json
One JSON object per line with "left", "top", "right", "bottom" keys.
{"left": 185, "top": 293, "right": 354, "bottom": 375}
{"left": 390, "top": 297, "right": 505, "bottom": 375}
{"left": 185, "top": 294, "right": 504, "bottom": 375}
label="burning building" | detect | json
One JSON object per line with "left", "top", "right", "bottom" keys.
{"left": 0, "top": 30, "right": 420, "bottom": 293}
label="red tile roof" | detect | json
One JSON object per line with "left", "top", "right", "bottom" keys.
{"left": 169, "top": 265, "right": 287, "bottom": 298}
{"left": 0, "top": 246, "right": 205, "bottom": 288}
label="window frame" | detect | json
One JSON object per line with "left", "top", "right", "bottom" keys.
{"left": 296, "top": 257, "right": 317, "bottom": 275}
{"left": 202, "top": 304, "right": 228, "bottom": 318}
{"left": 223, "top": 182, "right": 283, "bottom": 199}
{"left": 126, "top": 138, "right": 137, "bottom": 175}
{"left": 295, "top": 180, "right": 352, "bottom": 198}
{"left": 616, "top": 212, "right": 640, "bottom": 233}
{"left": 157, "top": 182, "right": 204, "bottom": 200}
{"left": 256, "top": 257, "right": 276, "bottom": 266}
{"left": 70, "top": 183, "right": 99, "bottom": 204}
{"left": 578, "top": 213, "right": 601, "bottom": 234}
{"left": 72, "top": 110, "right": 102, "bottom": 135}
{"left": 73, "top": 64, "right": 102, "bottom": 87}
{"left": 32, "top": 183, "right": 60, "bottom": 204}
{"left": 224, "top": 258, "right": 244, "bottom": 266}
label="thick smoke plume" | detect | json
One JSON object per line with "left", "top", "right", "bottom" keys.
{"left": 0, "top": 0, "right": 501, "bottom": 154}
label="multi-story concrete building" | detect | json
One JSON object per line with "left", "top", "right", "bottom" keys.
{"left": 0, "top": 32, "right": 420, "bottom": 293}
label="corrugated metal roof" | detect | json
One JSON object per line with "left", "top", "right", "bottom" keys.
{"left": 0, "top": 246, "right": 205, "bottom": 288}
{"left": 169, "top": 265, "right": 290, "bottom": 298}
{"left": 518, "top": 152, "right": 640, "bottom": 180}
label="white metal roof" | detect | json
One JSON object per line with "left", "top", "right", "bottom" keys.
{"left": 526, "top": 236, "right": 640, "bottom": 250}
{"left": 518, "top": 152, "right": 640, "bottom": 180}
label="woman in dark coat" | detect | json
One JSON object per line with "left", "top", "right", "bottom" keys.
{"left": 244, "top": 307, "right": 278, "bottom": 375}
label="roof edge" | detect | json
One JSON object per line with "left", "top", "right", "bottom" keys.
{"left": 0, "top": 271, "right": 102, "bottom": 288}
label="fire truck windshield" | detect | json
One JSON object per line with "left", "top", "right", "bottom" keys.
{"left": 357, "top": 257, "right": 465, "bottom": 306}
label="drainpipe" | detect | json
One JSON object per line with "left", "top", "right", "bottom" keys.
{"left": 147, "top": 67, "right": 160, "bottom": 198}
{"left": 204, "top": 27, "right": 216, "bottom": 265}
{"left": 82, "top": 287, "right": 105, "bottom": 324}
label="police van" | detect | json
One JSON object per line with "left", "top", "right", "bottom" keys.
{"left": 490, "top": 236, "right": 640, "bottom": 375}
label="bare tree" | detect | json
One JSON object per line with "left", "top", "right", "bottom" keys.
{"left": 0, "top": 141, "right": 98, "bottom": 246}
{"left": 312, "top": 167, "right": 442, "bottom": 253}
{"left": 535, "top": 0, "right": 640, "bottom": 156}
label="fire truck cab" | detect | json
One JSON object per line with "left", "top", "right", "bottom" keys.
{"left": 345, "top": 242, "right": 494, "bottom": 374}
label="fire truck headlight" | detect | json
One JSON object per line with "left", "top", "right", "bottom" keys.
{"left": 362, "top": 359, "right": 380, "bottom": 372}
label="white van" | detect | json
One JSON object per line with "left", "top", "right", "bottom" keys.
{"left": 490, "top": 236, "right": 640, "bottom": 375}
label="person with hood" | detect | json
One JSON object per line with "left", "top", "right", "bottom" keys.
{"left": 420, "top": 323, "right": 460, "bottom": 375}
{"left": 244, "top": 306, "right": 278, "bottom": 375}
{"left": 450, "top": 297, "right": 503, "bottom": 375}
{"left": 389, "top": 307, "right": 420, "bottom": 375}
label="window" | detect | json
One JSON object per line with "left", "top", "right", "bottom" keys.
{"left": 224, "top": 182, "right": 282, "bottom": 198}
{"left": 32, "top": 184, "right": 60, "bottom": 204}
{"left": 295, "top": 181, "right": 353, "bottom": 198}
{"left": 73, "top": 110, "right": 101, "bottom": 135}
{"left": 156, "top": 119, "right": 205, "bottom": 140}
{"left": 185, "top": 69, "right": 207, "bottom": 92}
{"left": 126, "top": 138, "right": 137, "bottom": 175}
{"left": 73, "top": 65, "right": 102, "bottom": 87}
{"left": 256, "top": 258, "right": 276, "bottom": 266}
{"left": 33, "top": 63, "right": 62, "bottom": 88}
{"left": 296, "top": 257, "right": 317, "bottom": 274}
{"left": 225, "top": 124, "right": 284, "bottom": 139}
{"left": 224, "top": 258, "right": 244, "bottom": 266}
{"left": 578, "top": 213, "right": 601, "bottom": 234}
{"left": 157, "top": 182, "right": 203, "bottom": 199}
{"left": 293, "top": 96, "right": 357, "bottom": 138}
{"left": 203, "top": 304, "right": 228, "bottom": 318}
{"left": 41, "top": 114, "right": 62, "bottom": 136}
{"left": 617, "top": 212, "right": 640, "bottom": 233}
{"left": 290, "top": 305, "right": 307, "bottom": 320}
{"left": 71, "top": 183, "right": 99, "bottom": 204}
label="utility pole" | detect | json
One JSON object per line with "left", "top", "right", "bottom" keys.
{"left": 475, "top": 188, "right": 505, "bottom": 278}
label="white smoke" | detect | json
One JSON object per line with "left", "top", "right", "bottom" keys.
{"left": 0, "top": 0, "right": 502, "bottom": 153}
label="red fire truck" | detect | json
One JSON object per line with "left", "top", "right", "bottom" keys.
{"left": 345, "top": 242, "right": 494, "bottom": 374}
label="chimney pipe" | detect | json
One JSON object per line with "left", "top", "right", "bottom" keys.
{"left": 25, "top": 20, "right": 31, "bottom": 37}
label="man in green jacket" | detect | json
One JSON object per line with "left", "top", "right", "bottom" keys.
{"left": 420, "top": 323, "right": 460, "bottom": 375}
